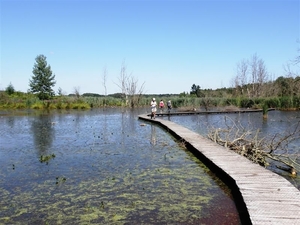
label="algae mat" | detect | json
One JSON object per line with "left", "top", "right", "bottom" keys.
{"left": 0, "top": 109, "right": 241, "bottom": 224}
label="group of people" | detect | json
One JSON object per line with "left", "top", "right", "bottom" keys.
{"left": 150, "top": 98, "right": 172, "bottom": 119}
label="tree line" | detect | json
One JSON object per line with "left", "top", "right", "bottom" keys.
{"left": 2, "top": 51, "right": 300, "bottom": 109}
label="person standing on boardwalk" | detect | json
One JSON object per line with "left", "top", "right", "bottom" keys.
{"left": 150, "top": 98, "right": 157, "bottom": 119}
{"left": 167, "top": 100, "right": 172, "bottom": 113}
{"left": 159, "top": 99, "right": 164, "bottom": 113}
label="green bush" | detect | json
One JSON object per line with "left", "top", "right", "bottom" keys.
{"left": 292, "top": 96, "right": 300, "bottom": 109}
{"left": 279, "top": 97, "right": 293, "bottom": 109}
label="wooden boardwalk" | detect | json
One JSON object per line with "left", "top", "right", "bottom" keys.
{"left": 138, "top": 114, "right": 300, "bottom": 225}
{"left": 154, "top": 108, "right": 275, "bottom": 117}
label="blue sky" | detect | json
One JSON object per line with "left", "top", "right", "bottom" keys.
{"left": 1, "top": 0, "right": 299, "bottom": 95}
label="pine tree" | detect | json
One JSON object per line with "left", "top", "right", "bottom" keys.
{"left": 5, "top": 82, "right": 15, "bottom": 95}
{"left": 29, "top": 54, "right": 56, "bottom": 100}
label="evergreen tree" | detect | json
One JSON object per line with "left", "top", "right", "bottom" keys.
{"left": 29, "top": 54, "right": 56, "bottom": 100}
{"left": 5, "top": 82, "right": 15, "bottom": 95}
{"left": 190, "top": 84, "right": 202, "bottom": 97}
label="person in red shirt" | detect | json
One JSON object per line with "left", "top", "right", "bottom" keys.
{"left": 159, "top": 100, "right": 164, "bottom": 113}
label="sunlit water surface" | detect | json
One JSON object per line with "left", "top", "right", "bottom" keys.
{"left": 0, "top": 108, "right": 241, "bottom": 224}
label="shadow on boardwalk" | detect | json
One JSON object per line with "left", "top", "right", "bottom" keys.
{"left": 138, "top": 114, "right": 300, "bottom": 225}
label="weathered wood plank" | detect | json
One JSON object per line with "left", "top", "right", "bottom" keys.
{"left": 138, "top": 114, "right": 300, "bottom": 225}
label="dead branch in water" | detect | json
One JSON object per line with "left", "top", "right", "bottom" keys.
{"left": 207, "top": 116, "right": 300, "bottom": 175}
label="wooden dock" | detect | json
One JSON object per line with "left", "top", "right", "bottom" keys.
{"left": 154, "top": 108, "right": 275, "bottom": 117}
{"left": 138, "top": 114, "right": 300, "bottom": 225}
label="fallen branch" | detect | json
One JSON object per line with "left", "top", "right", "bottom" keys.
{"left": 207, "top": 117, "right": 299, "bottom": 175}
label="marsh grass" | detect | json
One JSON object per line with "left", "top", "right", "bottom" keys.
{"left": 0, "top": 90, "right": 299, "bottom": 110}
{"left": 84, "top": 96, "right": 123, "bottom": 107}
{"left": 31, "top": 102, "right": 45, "bottom": 109}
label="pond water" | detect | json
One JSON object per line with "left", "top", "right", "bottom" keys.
{"left": 167, "top": 110, "right": 300, "bottom": 190}
{"left": 0, "top": 108, "right": 241, "bottom": 224}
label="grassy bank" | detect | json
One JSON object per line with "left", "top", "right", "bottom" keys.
{"left": 0, "top": 91, "right": 299, "bottom": 110}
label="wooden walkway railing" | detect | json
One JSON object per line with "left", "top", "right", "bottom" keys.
{"left": 138, "top": 114, "right": 300, "bottom": 225}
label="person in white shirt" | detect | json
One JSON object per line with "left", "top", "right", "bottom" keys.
{"left": 150, "top": 98, "right": 157, "bottom": 119}
{"left": 167, "top": 100, "right": 172, "bottom": 113}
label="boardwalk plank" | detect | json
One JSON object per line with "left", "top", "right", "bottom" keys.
{"left": 138, "top": 114, "right": 300, "bottom": 225}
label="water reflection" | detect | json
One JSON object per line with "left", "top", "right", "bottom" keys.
{"left": 5, "top": 116, "right": 15, "bottom": 127}
{"left": 167, "top": 114, "right": 171, "bottom": 121}
{"left": 128, "top": 108, "right": 136, "bottom": 132}
{"left": 151, "top": 125, "right": 157, "bottom": 145}
{"left": 31, "top": 114, "right": 55, "bottom": 156}
{"left": 102, "top": 109, "right": 108, "bottom": 144}
{"left": 73, "top": 110, "right": 85, "bottom": 127}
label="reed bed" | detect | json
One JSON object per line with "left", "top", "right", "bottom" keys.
{"left": 0, "top": 91, "right": 299, "bottom": 110}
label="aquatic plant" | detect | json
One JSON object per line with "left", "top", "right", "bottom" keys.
{"left": 40, "top": 153, "right": 56, "bottom": 163}
{"left": 56, "top": 176, "right": 67, "bottom": 185}
{"left": 262, "top": 103, "right": 268, "bottom": 119}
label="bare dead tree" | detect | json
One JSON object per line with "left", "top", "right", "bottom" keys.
{"left": 256, "top": 58, "right": 268, "bottom": 96}
{"left": 102, "top": 66, "right": 108, "bottom": 96}
{"left": 233, "top": 54, "right": 269, "bottom": 98}
{"left": 235, "top": 59, "right": 249, "bottom": 97}
{"left": 115, "top": 61, "right": 145, "bottom": 107}
{"left": 249, "top": 54, "right": 269, "bottom": 97}
{"left": 115, "top": 61, "right": 129, "bottom": 105}
{"left": 73, "top": 86, "right": 80, "bottom": 98}
{"left": 294, "top": 39, "right": 300, "bottom": 65}
{"left": 125, "top": 76, "right": 145, "bottom": 108}
{"left": 250, "top": 54, "right": 258, "bottom": 97}
{"left": 119, "top": 61, "right": 127, "bottom": 95}
{"left": 283, "top": 63, "right": 300, "bottom": 97}
{"left": 296, "top": 55, "right": 300, "bottom": 65}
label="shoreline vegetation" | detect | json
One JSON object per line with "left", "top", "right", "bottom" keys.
{"left": 3, "top": 53, "right": 299, "bottom": 111}
{"left": 1, "top": 91, "right": 300, "bottom": 111}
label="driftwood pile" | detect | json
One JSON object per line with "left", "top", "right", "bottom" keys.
{"left": 208, "top": 128, "right": 267, "bottom": 166}
{"left": 207, "top": 121, "right": 299, "bottom": 176}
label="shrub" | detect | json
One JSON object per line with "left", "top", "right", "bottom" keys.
{"left": 240, "top": 98, "right": 254, "bottom": 108}
{"left": 292, "top": 96, "right": 300, "bottom": 109}
{"left": 265, "top": 97, "right": 280, "bottom": 108}
{"left": 279, "top": 97, "right": 293, "bottom": 109}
